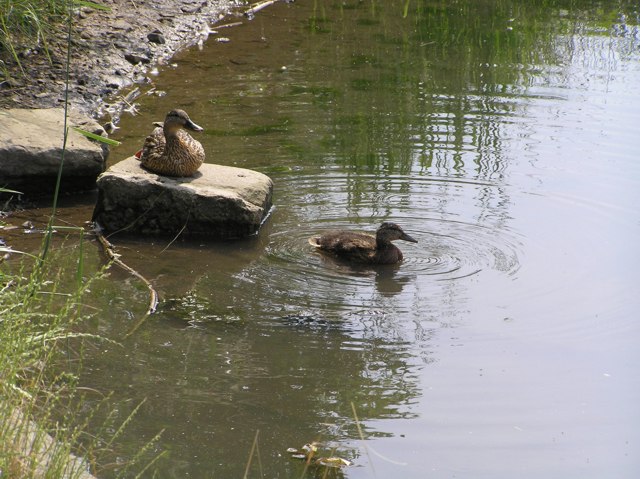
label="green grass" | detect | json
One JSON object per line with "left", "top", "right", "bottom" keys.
{"left": 0, "top": 0, "right": 66, "bottom": 72}
{"left": 0, "top": 0, "right": 159, "bottom": 474}
{"left": 0, "top": 0, "right": 108, "bottom": 74}
{"left": 0, "top": 235, "right": 100, "bottom": 478}
{"left": 0, "top": 241, "right": 164, "bottom": 478}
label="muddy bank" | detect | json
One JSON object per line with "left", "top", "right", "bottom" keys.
{"left": 0, "top": 0, "right": 245, "bottom": 119}
{"left": 0, "top": 1, "right": 285, "bottom": 199}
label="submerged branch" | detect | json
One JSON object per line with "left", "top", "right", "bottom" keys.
{"left": 93, "top": 225, "right": 158, "bottom": 321}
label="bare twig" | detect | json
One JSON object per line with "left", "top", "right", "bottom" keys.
{"left": 160, "top": 222, "right": 188, "bottom": 253}
{"left": 93, "top": 225, "right": 158, "bottom": 320}
{"left": 214, "top": 21, "right": 244, "bottom": 30}
{"left": 243, "top": 429, "right": 260, "bottom": 479}
{"left": 245, "top": 0, "right": 280, "bottom": 17}
{"left": 123, "top": 86, "right": 141, "bottom": 104}
{"left": 160, "top": 207, "right": 191, "bottom": 253}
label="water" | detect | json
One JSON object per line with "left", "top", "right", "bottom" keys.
{"left": 7, "top": 0, "right": 640, "bottom": 477}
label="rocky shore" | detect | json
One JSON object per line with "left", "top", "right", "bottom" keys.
{"left": 0, "top": 0, "right": 244, "bottom": 118}
{"left": 1, "top": 3, "right": 275, "bottom": 475}
{"left": 0, "top": 0, "right": 282, "bottom": 207}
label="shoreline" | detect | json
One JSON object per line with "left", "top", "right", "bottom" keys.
{"left": 0, "top": 0, "right": 247, "bottom": 121}
{"left": 0, "top": 4, "right": 278, "bottom": 476}
{"left": 0, "top": 0, "right": 284, "bottom": 202}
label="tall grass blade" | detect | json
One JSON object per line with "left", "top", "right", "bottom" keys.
{"left": 74, "top": 0, "right": 112, "bottom": 11}
{"left": 0, "top": 187, "right": 23, "bottom": 194}
{"left": 71, "top": 126, "right": 121, "bottom": 146}
{"left": 403, "top": 0, "right": 410, "bottom": 18}
{"left": 243, "top": 429, "right": 261, "bottom": 479}
{"left": 76, "top": 229, "right": 84, "bottom": 288}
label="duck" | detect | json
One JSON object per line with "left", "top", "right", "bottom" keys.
{"left": 136, "top": 109, "right": 206, "bottom": 177}
{"left": 308, "top": 222, "right": 418, "bottom": 265}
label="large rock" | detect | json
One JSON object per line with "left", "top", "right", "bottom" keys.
{"left": 0, "top": 108, "right": 108, "bottom": 196}
{"left": 93, "top": 157, "right": 273, "bottom": 239}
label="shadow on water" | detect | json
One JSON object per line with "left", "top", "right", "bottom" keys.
{"left": 5, "top": 0, "right": 640, "bottom": 477}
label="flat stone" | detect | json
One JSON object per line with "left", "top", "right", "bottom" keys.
{"left": 104, "top": 75, "right": 133, "bottom": 89}
{"left": 0, "top": 108, "right": 108, "bottom": 196}
{"left": 111, "top": 19, "right": 133, "bottom": 31}
{"left": 93, "top": 157, "right": 273, "bottom": 239}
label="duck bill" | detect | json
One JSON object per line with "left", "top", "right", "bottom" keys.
{"left": 185, "top": 119, "right": 204, "bottom": 132}
{"left": 401, "top": 232, "right": 418, "bottom": 243}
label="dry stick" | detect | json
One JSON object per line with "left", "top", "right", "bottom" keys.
{"left": 351, "top": 402, "right": 377, "bottom": 478}
{"left": 107, "top": 87, "right": 142, "bottom": 126}
{"left": 215, "top": 21, "right": 244, "bottom": 29}
{"left": 160, "top": 223, "right": 188, "bottom": 254}
{"left": 245, "top": 0, "right": 280, "bottom": 17}
{"left": 350, "top": 402, "right": 407, "bottom": 467}
{"left": 243, "top": 429, "right": 261, "bottom": 479}
{"left": 94, "top": 227, "right": 158, "bottom": 319}
{"left": 122, "top": 86, "right": 141, "bottom": 104}
{"left": 256, "top": 437, "right": 264, "bottom": 478}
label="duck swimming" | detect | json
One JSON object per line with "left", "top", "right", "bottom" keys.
{"left": 136, "top": 109, "right": 206, "bottom": 177}
{"left": 309, "top": 222, "right": 418, "bottom": 265}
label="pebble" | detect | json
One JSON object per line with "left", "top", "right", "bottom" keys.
{"left": 147, "top": 30, "right": 166, "bottom": 44}
{"left": 124, "top": 53, "right": 151, "bottom": 65}
{"left": 111, "top": 19, "right": 133, "bottom": 31}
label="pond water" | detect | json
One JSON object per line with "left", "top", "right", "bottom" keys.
{"left": 9, "top": 0, "right": 640, "bottom": 477}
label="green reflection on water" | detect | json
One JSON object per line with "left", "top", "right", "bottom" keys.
{"left": 69, "top": 0, "right": 640, "bottom": 477}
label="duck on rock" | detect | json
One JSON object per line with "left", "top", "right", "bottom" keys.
{"left": 136, "top": 109, "right": 206, "bottom": 177}
{"left": 309, "top": 222, "right": 418, "bottom": 265}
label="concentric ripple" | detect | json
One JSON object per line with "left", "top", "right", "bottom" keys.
{"left": 208, "top": 171, "right": 524, "bottom": 325}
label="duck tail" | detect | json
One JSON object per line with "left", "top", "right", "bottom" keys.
{"left": 308, "top": 237, "right": 321, "bottom": 248}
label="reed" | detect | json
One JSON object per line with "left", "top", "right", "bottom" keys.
{"left": 1, "top": 0, "right": 161, "bottom": 475}
{"left": 0, "top": 0, "right": 108, "bottom": 75}
{"left": 0, "top": 0, "right": 66, "bottom": 72}
{"left": 0, "top": 243, "right": 98, "bottom": 478}
{"left": 0, "top": 242, "right": 164, "bottom": 478}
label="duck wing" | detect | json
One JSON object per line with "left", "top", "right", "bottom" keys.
{"left": 139, "top": 126, "right": 165, "bottom": 163}
{"left": 311, "top": 231, "right": 377, "bottom": 258}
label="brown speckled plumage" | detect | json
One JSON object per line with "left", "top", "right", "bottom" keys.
{"left": 138, "top": 109, "right": 206, "bottom": 177}
{"left": 309, "top": 222, "right": 418, "bottom": 265}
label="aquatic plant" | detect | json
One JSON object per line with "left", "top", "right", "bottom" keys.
{"left": 0, "top": 241, "right": 165, "bottom": 478}
{"left": 0, "top": 0, "right": 163, "bottom": 475}
{"left": 0, "top": 243, "right": 94, "bottom": 478}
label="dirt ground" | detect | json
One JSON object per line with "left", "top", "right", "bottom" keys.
{"left": 0, "top": 0, "right": 244, "bottom": 120}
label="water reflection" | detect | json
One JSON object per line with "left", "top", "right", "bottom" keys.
{"left": 311, "top": 255, "right": 412, "bottom": 297}
{"left": 27, "top": 0, "right": 638, "bottom": 477}
{"left": 83, "top": 286, "right": 424, "bottom": 477}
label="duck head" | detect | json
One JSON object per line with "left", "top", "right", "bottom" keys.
{"left": 163, "top": 109, "right": 204, "bottom": 134}
{"left": 377, "top": 222, "right": 418, "bottom": 244}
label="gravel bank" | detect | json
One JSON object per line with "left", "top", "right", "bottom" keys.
{"left": 0, "top": 0, "right": 243, "bottom": 118}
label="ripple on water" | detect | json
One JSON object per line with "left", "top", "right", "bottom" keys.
{"left": 218, "top": 172, "right": 524, "bottom": 325}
